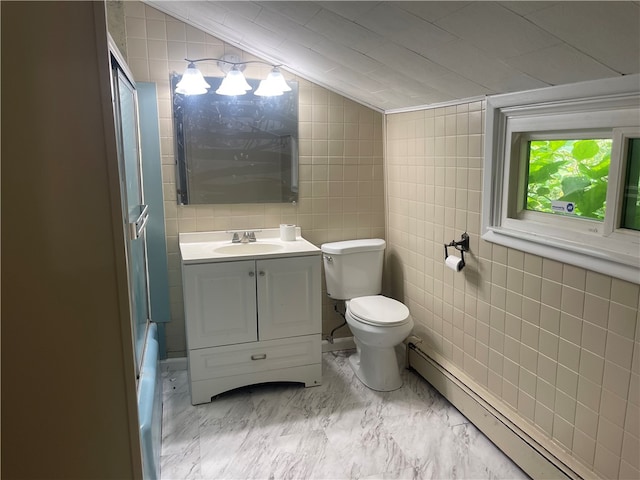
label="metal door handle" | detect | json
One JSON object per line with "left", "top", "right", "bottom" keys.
{"left": 129, "top": 204, "right": 149, "bottom": 240}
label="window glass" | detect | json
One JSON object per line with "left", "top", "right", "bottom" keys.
{"left": 525, "top": 139, "right": 612, "bottom": 220}
{"left": 621, "top": 138, "right": 640, "bottom": 231}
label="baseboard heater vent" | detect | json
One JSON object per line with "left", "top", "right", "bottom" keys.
{"left": 407, "top": 344, "right": 587, "bottom": 480}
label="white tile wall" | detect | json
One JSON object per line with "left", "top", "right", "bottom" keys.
{"left": 386, "top": 103, "right": 639, "bottom": 479}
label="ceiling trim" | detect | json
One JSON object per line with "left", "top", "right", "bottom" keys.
{"left": 384, "top": 94, "right": 487, "bottom": 115}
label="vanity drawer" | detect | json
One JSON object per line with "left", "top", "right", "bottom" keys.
{"left": 189, "top": 334, "right": 321, "bottom": 381}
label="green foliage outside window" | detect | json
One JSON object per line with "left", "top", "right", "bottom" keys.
{"left": 526, "top": 139, "right": 612, "bottom": 220}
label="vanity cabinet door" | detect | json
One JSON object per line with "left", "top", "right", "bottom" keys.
{"left": 183, "top": 261, "right": 257, "bottom": 349}
{"left": 257, "top": 255, "right": 321, "bottom": 341}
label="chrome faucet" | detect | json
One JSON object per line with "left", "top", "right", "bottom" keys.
{"left": 231, "top": 230, "right": 258, "bottom": 243}
{"left": 241, "top": 231, "right": 257, "bottom": 243}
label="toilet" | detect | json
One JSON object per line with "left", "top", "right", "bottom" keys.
{"left": 321, "top": 239, "right": 414, "bottom": 391}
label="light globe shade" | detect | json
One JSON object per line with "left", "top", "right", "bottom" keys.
{"left": 254, "top": 79, "right": 283, "bottom": 97}
{"left": 175, "top": 63, "right": 210, "bottom": 95}
{"left": 216, "top": 69, "right": 252, "bottom": 96}
{"left": 254, "top": 68, "right": 291, "bottom": 96}
{"left": 267, "top": 68, "right": 292, "bottom": 92}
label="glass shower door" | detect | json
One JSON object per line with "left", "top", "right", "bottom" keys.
{"left": 112, "top": 60, "right": 150, "bottom": 375}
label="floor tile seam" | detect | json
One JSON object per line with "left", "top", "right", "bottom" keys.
{"left": 198, "top": 416, "right": 265, "bottom": 439}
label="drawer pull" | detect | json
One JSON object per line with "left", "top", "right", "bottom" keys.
{"left": 251, "top": 353, "right": 267, "bottom": 361}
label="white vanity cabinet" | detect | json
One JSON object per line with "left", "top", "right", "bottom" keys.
{"left": 183, "top": 260, "right": 258, "bottom": 349}
{"left": 180, "top": 230, "right": 323, "bottom": 405}
{"left": 257, "top": 256, "right": 322, "bottom": 341}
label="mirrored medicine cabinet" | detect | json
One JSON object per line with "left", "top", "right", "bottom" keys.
{"left": 171, "top": 74, "right": 299, "bottom": 205}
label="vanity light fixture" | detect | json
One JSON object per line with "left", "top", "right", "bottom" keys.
{"left": 175, "top": 54, "right": 291, "bottom": 97}
{"left": 254, "top": 67, "right": 292, "bottom": 97}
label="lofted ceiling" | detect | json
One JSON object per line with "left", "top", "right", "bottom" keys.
{"left": 145, "top": 1, "right": 640, "bottom": 112}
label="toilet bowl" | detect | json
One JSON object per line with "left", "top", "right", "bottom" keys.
{"left": 321, "top": 239, "right": 413, "bottom": 392}
{"left": 345, "top": 295, "right": 414, "bottom": 391}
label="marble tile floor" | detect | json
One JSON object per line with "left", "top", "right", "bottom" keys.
{"left": 160, "top": 350, "right": 530, "bottom": 480}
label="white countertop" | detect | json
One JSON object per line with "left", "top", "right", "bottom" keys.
{"left": 179, "top": 228, "right": 320, "bottom": 264}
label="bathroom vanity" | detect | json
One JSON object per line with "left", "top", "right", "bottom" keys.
{"left": 180, "top": 228, "right": 322, "bottom": 404}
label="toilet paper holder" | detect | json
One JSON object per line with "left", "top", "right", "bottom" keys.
{"left": 444, "top": 232, "right": 469, "bottom": 268}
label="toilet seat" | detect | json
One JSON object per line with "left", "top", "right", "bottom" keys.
{"left": 347, "top": 295, "right": 410, "bottom": 327}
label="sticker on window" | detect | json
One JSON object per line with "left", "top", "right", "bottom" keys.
{"left": 551, "top": 200, "right": 576, "bottom": 214}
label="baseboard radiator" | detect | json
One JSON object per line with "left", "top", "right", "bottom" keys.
{"left": 407, "top": 343, "right": 589, "bottom": 480}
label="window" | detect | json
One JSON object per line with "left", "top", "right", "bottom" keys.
{"left": 483, "top": 75, "right": 640, "bottom": 283}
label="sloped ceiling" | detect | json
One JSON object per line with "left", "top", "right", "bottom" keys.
{"left": 145, "top": 1, "right": 640, "bottom": 111}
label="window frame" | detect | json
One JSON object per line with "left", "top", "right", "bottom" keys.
{"left": 483, "top": 75, "right": 640, "bottom": 283}
{"left": 609, "top": 128, "right": 640, "bottom": 234}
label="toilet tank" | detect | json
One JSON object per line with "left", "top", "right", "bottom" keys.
{"left": 321, "top": 239, "right": 386, "bottom": 300}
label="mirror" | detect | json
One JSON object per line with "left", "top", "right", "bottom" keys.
{"left": 172, "top": 74, "right": 299, "bottom": 205}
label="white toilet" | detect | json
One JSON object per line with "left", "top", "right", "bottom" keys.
{"left": 321, "top": 239, "right": 414, "bottom": 391}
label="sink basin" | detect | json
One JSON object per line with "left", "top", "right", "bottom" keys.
{"left": 214, "top": 243, "right": 285, "bottom": 255}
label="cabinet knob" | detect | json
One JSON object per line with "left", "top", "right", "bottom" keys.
{"left": 249, "top": 271, "right": 255, "bottom": 277}
{"left": 259, "top": 271, "right": 265, "bottom": 276}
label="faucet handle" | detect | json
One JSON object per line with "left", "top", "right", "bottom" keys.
{"left": 232, "top": 232, "right": 240, "bottom": 243}
{"left": 248, "top": 231, "right": 256, "bottom": 242}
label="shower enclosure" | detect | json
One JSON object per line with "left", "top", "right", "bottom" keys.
{"left": 110, "top": 39, "right": 163, "bottom": 480}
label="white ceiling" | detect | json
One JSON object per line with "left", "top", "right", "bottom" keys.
{"left": 145, "top": 1, "right": 640, "bottom": 112}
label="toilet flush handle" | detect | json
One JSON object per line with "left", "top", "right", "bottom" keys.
{"left": 323, "top": 254, "right": 333, "bottom": 263}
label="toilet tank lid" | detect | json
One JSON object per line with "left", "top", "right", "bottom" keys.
{"left": 321, "top": 238, "right": 386, "bottom": 254}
